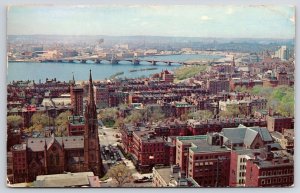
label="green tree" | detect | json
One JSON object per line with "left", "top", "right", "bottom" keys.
{"left": 55, "top": 111, "right": 72, "bottom": 136}
{"left": 107, "top": 164, "right": 133, "bottom": 187}
{"left": 188, "top": 110, "right": 213, "bottom": 120}
{"left": 124, "top": 109, "right": 144, "bottom": 124}
{"left": 235, "top": 86, "right": 249, "bottom": 93}
{"left": 174, "top": 65, "right": 207, "bottom": 81}
{"left": 219, "top": 105, "right": 240, "bottom": 118}
{"left": 114, "top": 117, "right": 125, "bottom": 128}
{"left": 98, "top": 108, "right": 118, "bottom": 127}
{"left": 7, "top": 115, "right": 24, "bottom": 129}
{"left": 31, "top": 112, "right": 51, "bottom": 127}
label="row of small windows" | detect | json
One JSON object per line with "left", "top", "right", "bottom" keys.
{"left": 191, "top": 155, "right": 225, "bottom": 160}
{"left": 261, "top": 169, "right": 293, "bottom": 176}
{"left": 261, "top": 176, "right": 293, "bottom": 185}
{"left": 193, "top": 161, "right": 214, "bottom": 166}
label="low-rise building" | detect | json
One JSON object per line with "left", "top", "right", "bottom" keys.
{"left": 152, "top": 165, "right": 200, "bottom": 187}
{"left": 33, "top": 172, "right": 100, "bottom": 187}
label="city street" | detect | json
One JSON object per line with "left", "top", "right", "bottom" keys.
{"left": 98, "top": 126, "right": 153, "bottom": 187}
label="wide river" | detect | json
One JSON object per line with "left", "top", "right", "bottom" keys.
{"left": 7, "top": 54, "right": 224, "bottom": 83}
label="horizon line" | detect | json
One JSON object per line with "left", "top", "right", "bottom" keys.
{"left": 7, "top": 34, "right": 295, "bottom": 40}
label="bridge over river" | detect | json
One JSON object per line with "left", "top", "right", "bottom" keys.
{"left": 40, "top": 56, "right": 189, "bottom": 66}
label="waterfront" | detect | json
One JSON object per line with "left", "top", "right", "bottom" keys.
{"left": 7, "top": 54, "right": 223, "bottom": 82}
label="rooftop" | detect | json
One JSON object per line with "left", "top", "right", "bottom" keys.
{"left": 34, "top": 172, "right": 99, "bottom": 187}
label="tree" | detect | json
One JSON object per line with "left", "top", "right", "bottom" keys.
{"left": 124, "top": 109, "right": 144, "bottom": 124}
{"left": 107, "top": 164, "right": 133, "bottom": 187}
{"left": 188, "top": 110, "right": 213, "bottom": 120}
{"left": 147, "top": 107, "right": 165, "bottom": 123}
{"left": 31, "top": 112, "right": 51, "bottom": 127}
{"left": 29, "top": 112, "right": 52, "bottom": 133}
{"left": 55, "top": 111, "right": 72, "bottom": 136}
{"left": 98, "top": 108, "right": 118, "bottom": 127}
{"left": 219, "top": 105, "right": 240, "bottom": 118}
{"left": 114, "top": 117, "right": 125, "bottom": 128}
{"left": 7, "top": 115, "right": 23, "bottom": 129}
{"left": 235, "top": 86, "right": 249, "bottom": 93}
{"left": 174, "top": 65, "right": 207, "bottom": 81}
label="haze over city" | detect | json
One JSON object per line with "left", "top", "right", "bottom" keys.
{"left": 8, "top": 5, "right": 295, "bottom": 39}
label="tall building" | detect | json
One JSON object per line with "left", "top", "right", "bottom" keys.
{"left": 94, "top": 84, "right": 109, "bottom": 109}
{"left": 274, "top": 46, "right": 290, "bottom": 61}
{"left": 10, "top": 71, "right": 102, "bottom": 184}
{"left": 70, "top": 75, "right": 84, "bottom": 116}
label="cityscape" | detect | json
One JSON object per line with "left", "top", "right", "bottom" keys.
{"left": 6, "top": 5, "right": 295, "bottom": 188}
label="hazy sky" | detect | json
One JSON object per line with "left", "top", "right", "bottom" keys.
{"left": 7, "top": 5, "right": 295, "bottom": 38}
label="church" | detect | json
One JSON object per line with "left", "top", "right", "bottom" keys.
{"left": 10, "top": 71, "right": 103, "bottom": 183}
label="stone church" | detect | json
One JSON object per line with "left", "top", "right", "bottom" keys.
{"left": 10, "top": 71, "right": 102, "bottom": 183}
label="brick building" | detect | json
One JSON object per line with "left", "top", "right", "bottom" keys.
{"left": 70, "top": 85, "right": 84, "bottom": 116}
{"left": 175, "top": 135, "right": 231, "bottom": 187}
{"left": 186, "top": 118, "right": 267, "bottom": 136}
{"left": 188, "top": 145, "right": 231, "bottom": 187}
{"left": 93, "top": 84, "right": 109, "bottom": 109}
{"left": 206, "top": 74, "right": 230, "bottom": 94}
{"left": 266, "top": 115, "right": 293, "bottom": 133}
{"left": 131, "top": 130, "right": 176, "bottom": 172}
{"left": 10, "top": 71, "right": 102, "bottom": 183}
{"left": 67, "top": 115, "right": 85, "bottom": 136}
{"left": 245, "top": 148, "right": 294, "bottom": 187}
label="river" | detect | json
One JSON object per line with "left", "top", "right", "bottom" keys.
{"left": 7, "top": 54, "right": 224, "bottom": 83}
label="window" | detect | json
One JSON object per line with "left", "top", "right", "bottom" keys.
{"left": 56, "top": 154, "right": 59, "bottom": 165}
{"left": 267, "top": 179, "right": 271, "bottom": 184}
{"left": 268, "top": 171, "right": 271, "bottom": 176}
{"left": 262, "top": 171, "right": 266, "bottom": 176}
{"left": 261, "top": 179, "right": 266, "bottom": 185}
{"left": 273, "top": 178, "right": 277, "bottom": 183}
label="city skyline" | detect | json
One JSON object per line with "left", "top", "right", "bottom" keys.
{"left": 7, "top": 5, "right": 295, "bottom": 39}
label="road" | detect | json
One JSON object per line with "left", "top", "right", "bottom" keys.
{"left": 98, "top": 127, "right": 153, "bottom": 187}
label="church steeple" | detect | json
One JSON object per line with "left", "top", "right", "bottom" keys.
{"left": 88, "top": 69, "right": 95, "bottom": 106}
{"left": 84, "top": 70, "right": 102, "bottom": 177}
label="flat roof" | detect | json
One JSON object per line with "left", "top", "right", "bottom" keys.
{"left": 34, "top": 172, "right": 96, "bottom": 187}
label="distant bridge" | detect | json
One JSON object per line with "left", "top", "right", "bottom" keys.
{"left": 39, "top": 56, "right": 189, "bottom": 66}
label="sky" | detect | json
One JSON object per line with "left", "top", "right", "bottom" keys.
{"left": 7, "top": 5, "right": 295, "bottom": 39}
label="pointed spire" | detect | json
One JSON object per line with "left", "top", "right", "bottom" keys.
{"left": 89, "top": 69, "right": 92, "bottom": 82}
{"left": 72, "top": 72, "right": 75, "bottom": 82}
{"left": 88, "top": 69, "right": 95, "bottom": 106}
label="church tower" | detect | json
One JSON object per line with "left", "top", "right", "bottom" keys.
{"left": 70, "top": 74, "right": 84, "bottom": 116}
{"left": 84, "top": 70, "right": 102, "bottom": 176}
